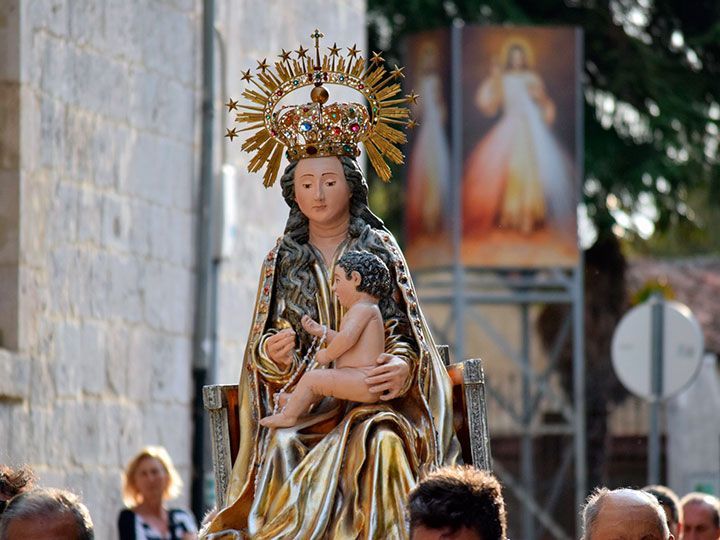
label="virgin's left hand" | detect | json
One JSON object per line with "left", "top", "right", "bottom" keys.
{"left": 365, "top": 354, "right": 410, "bottom": 401}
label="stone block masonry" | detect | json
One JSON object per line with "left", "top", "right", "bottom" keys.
{"left": 1, "top": 1, "right": 202, "bottom": 537}
{"left": 0, "top": 1, "right": 366, "bottom": 538}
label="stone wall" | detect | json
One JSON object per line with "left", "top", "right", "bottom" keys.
{"left": 0, "top": 0, "right": 21, "bottom": 350}
{"left": 0, "top": 1, "right": 201, "bottom": 538}
{"left": 0, "top": 1, "right": 366, "bottom": 538}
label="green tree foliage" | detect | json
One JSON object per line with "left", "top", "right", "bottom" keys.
{"left": 367, "top": 1, "right": 720, "bottom": 498}
{"left": 367, "top": 0, "right": 720, "bottom": 242}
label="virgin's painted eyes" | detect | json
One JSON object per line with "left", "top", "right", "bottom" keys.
{"left": 325, "top": 180, "right": 336, "bottom": 187}
{"left": 302, "top": 183, "right": 312, "bottom": 189}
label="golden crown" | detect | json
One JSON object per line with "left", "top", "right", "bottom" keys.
{"left": 225, "top": 29, "right": 418, "bottom": 187}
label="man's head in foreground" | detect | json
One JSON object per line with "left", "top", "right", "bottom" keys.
{"left": 0, "top": 487, "right": 94, "bottom": 540}
{"left": 408, "top": 465, "right": 506, "bottom": 540}
{"left": 582, "top": 487, "right": 672, "bottom": 540}
{"left": 680, "top": 492, "right": 720, "bottom": 540}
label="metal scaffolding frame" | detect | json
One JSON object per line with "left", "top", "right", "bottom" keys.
{"left": 408, "top": 21, "right": 586, "bottom": 539}
{"left": 415, "top": 266, "right": 586, "bottom": 539}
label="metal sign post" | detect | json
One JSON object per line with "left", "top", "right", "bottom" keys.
{"left": 611, "top": 296, "right": 704, "bottom": 485}
{"left": 649, "top": 293, "right": 664, "bottom": 485}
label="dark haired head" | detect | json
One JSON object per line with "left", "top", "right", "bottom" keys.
{"left": 336, "top": 250, "right": 391, "bottom": 299}
{"left": 643, "top": 484, "right": 681, "bottom": 527}
{"left": 408, "top": 466, "right": 507, "bottom": 540}
{"left": 0, "top": 465, "right": 35, "bottom": 503}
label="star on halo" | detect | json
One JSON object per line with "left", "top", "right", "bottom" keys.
{"left": 296, "top": 45, "right": 309, "bottom": 58}
{"left": 370, "top": 51, "right": 385, "bottom": 65}
{"left": 225, "top": 127, "right": 240, "bottom": 141}
{"left": 278, "top": 49, "right": 292, "bottom": 62}
{"left": 406, "top": 91, "right": 419, "bottom": 104}
{"left": 347, "top": 44, "right": 360, "bottom": 58}
{"left": 391, "top": 65, "right": 406, "bottom": 79}
{"left": 256, "top": 58, "right": 269, "bottom": 72}
{"left": 328, "top": 43, "right": 341, "bottom": 56}
{"left": 225, "top": 99, "right": 239, "bottom": 111}
{"left": 241, "top": 69, "right": 253, "bottom": 82}
{"left": 407, "top": 119, "right": 419, "bottom": 130}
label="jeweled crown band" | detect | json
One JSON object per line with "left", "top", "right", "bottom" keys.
{"left": 225, "top": 29, "right": 419, "bottom": 187}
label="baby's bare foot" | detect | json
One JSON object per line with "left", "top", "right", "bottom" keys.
{"left": 260, "top": 413, "right": 298, "bottom": 428}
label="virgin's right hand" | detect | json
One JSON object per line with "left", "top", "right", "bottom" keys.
{"left": 265, "top": 328, "right": 296, "bottom": 368}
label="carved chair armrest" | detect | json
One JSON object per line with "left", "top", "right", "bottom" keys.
{"left": 446, "top": 359, "right": 493, "bottom": 470}
{"left": 203, "top": 384, "right": 239, "bottom": 509}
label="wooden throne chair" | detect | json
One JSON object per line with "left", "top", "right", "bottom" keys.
{"left": 202, "top": 346, "right": 492, "bottom": 509}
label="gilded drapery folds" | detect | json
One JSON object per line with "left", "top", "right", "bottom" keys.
{"left": 205, "top": 230, "right": 459, "bottom": 539}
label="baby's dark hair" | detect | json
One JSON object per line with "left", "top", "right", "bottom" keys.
{"left": 336, "top": 251, "right": 391, "bottom": 299}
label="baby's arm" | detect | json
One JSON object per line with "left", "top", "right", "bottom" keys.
{"left": 320, "top": 304, "right": 375, "bottom": 364}
{"left": 301, "top": 315, "right": 338, "bottom": 342}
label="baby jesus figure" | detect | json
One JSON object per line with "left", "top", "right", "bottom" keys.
{"left": 259, "top": 250, "right": 391, "bottom": 428}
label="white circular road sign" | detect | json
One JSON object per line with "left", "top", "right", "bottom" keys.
{"left": 611, "top": 299, "right": 704, "bottom": 400}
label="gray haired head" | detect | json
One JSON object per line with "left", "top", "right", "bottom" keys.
{"left": 0, "top": 488, "right": 94, "bottom": 540}
{"left": 581, "top": 487, "right": 669, "bottom": 540}
{"left": 336, "top": 250, "right": 391, "bottom": 299}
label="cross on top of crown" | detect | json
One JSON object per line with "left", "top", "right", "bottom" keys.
{"left": 311, "top": 29, "right": 325, "bottom": 69}
{"left": 311, "top": 29, "right": 324, "bottom": 45}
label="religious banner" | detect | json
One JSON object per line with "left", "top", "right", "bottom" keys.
{"left": 403, "top": 26, "right": 581, "bottom": 269}
{"left": 461, "top": 26, "right": 580, "bottom": 267}
{"left": 403, "top": 29, "right": 454, "bottom": 269}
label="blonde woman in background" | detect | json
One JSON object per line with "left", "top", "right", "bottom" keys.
{"left": 118, "top": 446, "right": 198, "bottom": 540}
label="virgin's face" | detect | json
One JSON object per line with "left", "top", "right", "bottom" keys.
{"left": 133, "top": 457, "right": 168, "bottom": 503}
{"left": 294, "top": 156, "right": 351, "bottom": 226}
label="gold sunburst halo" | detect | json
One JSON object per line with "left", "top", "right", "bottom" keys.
{"left": 228, "top": 30, "right": 418, "bottom": 187}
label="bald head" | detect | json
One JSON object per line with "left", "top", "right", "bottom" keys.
{"left": 582, "top": 488, "right": 672, "bottom": 540}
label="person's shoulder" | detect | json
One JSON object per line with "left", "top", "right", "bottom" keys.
{"left": 370, "top": 229, "right": 401, "bottom": 258}
{"left": 349, "top": 301, "right": 381, "bottom": 317}
{"left": 118, "top": 508, "right": 135, "bottom": 519}
{"left": 117, "top": 508, "right": 137, "bottom": 536}
{"left": 260, "top": 240, "right": 283, "bottom": 267}
{"left": 371, "top": 228, "right": 396, "bottom": 246}
{"left": 267, "top": 238, "right": 283, "bottom": 258}
{"left": 168, "top": 507, "right": 194, "bottom": 518}
{"left": 168, "top": 508, "right": 198, "bottom": 530}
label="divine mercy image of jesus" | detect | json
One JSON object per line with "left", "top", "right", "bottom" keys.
{"left": 461, "top": 27, "right": 580, "bottom": 268}
{"left": 404, "top": 31, "right": 454, "bottom": 269}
